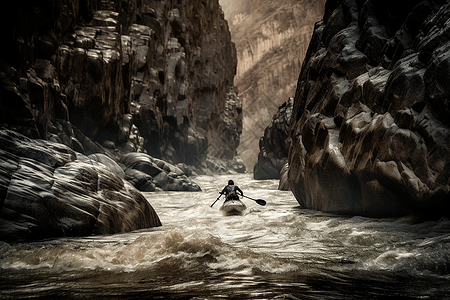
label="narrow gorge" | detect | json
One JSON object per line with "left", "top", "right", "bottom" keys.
{"left": 220, "top": 0, "right": 326, "bottom": 169}
{"left": 2, "top": 1, "right": 450, "bottom": 298}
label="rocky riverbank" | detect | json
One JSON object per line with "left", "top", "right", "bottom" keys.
{"left": 0, "top": 129, "right": 161, "bottom": 242}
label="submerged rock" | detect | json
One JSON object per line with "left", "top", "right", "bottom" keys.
{"left": 288, "top": 0, "right": 450, "bottom": 217}
{"left": 0, "top": 129, "right": 161, "bottom": 243}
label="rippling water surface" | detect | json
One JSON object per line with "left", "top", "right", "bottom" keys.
{"left": 1, "top": 174, "right": 450, "bottom": 299}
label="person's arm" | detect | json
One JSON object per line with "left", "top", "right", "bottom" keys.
{"left": 237, "top": 186, "right": 243, "bottom": 196}
{"left": 220, "top": 186, "right": 227, "bottom": 195}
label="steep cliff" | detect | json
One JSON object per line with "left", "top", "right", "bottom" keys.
{"left": 288, "top": 0, "right": 450, "bottom": 217}
{"left": 0, "top": 0, "right": 242, "bottom": 171}
{"left": 220, "top": 0, "right": 326, "bottom": 169}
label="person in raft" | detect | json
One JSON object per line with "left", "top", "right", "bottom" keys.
{"left": 220, "top": 180, "right": 244, "bottom": 201}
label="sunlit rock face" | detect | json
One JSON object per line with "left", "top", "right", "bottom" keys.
{"left": 254, "top": 98, "right": 292, "bottom": 180}
{"left": 288, "top": 0, "right": 450, "bottom": 217}
{"left": 220, "top": 0, "right": 326, "bottom": 169}
{"left": 0, "top": 0, "right": 241, "bottom": 170}
{"left": 0, "top": 129, "right": 161, "bottom": 243}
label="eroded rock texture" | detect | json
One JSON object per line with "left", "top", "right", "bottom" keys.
{"left": 254, "top": 98, "right": 292, "bottom": 180}
{"left": 0, "top": 0, "right": 242, "bottom": 171}
{"left": 0, "top": 129, "right": 161, "bottom": 242}
{"left": 288, "top": 0, "right": 450, "bottom": 217}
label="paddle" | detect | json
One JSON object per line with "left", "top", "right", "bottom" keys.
{"left": 210, "top": 193, "right": 222, "bottom": 207}
{"left": 242, "top": 195, "right": 266, "bottom": 206}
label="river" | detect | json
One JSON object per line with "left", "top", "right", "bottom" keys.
{"left": 1, "top": 173, "right": 450, "bottom": 299}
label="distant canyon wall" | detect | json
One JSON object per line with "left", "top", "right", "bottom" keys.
{"left": 220, "top": 0, "right": 326, "bottom": 169}
{"left": 287, "top": 0, "right": 450, "bottom": 217}
{"left": 0, "top": 0, "right": 241, "bottom": 168}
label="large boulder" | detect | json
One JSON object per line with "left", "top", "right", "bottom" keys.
{"left": 121, "top": 153, "right": 201, "bottom": 191}
{"left": 0, "top": 129, "right": 161, "bottom": 243}
{"left": 288, "top": 0, "right": 450, "bottom": 217}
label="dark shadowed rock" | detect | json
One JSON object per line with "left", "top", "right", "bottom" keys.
{"left": 88, "top": 153, "right": 125, "bottom": 179}
{"left": 254, "top": 98, "right": 293, "bottom": 180}
{"left": 0, "top": 0, "right": 242, "bottom": 175}
{"left": 278, "top": 163, "right": 290, "bottom": 191}
{"left": 0, "top": 129, "right": 161, "bottom": 243}
{"left": 288, "top": 0, "right": 450, "bottom": 218}
{"left": 124, "top": 169, "right": 156, "bottom": 192}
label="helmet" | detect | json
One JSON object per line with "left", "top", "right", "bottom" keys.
{"left": 228, "top": 180, "right": 234, "bottom": 185}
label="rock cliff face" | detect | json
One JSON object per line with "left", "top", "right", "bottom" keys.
{"left": 0, "top": 0, "right": 242, "bottom": 241}
{"left": 0, "top": 0, "right": 242, "bottom": 169}
{"left": 288, "top": 0, "right": 450, "bottom": 217}
{"left": 220, "top": 0, "right": 326, "bottom": 169}
{"left": 253, "top": 98, "right": 292, "bottom": 180}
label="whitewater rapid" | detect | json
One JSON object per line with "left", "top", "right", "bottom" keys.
{"left": 1, "top": 174, "right": 450, "bottom": 299}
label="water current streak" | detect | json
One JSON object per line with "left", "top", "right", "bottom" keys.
{"left": 1, "top": 174, "right": 450, "bottom": 299}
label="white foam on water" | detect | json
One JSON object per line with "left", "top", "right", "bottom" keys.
{"left": 2, "top": 174, "right": 450, "bottom": 281}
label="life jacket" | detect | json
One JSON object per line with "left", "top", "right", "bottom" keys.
{"left": 223, "top": 185, "right": 240, "bottom": 200}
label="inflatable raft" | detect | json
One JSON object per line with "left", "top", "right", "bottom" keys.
{"left": 220, "top": 199, "right": 246, "bottom": 214}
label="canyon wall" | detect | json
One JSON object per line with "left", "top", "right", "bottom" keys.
{"left": 220, "top": 0, "right": 326, "bottom": 169}
{"left": 0, "top": 0, "right": 242, "bottom": 170}
{"left": 288, "top": 0, "right": 450, "bottom": 217}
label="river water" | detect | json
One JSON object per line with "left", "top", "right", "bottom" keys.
{"left": 1, "top": 173, "right": 450, "bottom": 299}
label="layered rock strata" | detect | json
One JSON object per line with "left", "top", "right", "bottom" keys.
{"left": 254, "top": 98, "right": 292, "bottom": 180}
{"left": 288, "top": 0, "right": 450, "bottom": 217}
{"left": 0, "top": 0, "right": 243, "bottom": 173}
{"left": 0, "top": 129, "right": 161, "bottom": 243}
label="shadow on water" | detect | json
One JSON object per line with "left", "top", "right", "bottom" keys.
{"left": 2, "top": 267, "right": 450, "bottom": 299}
